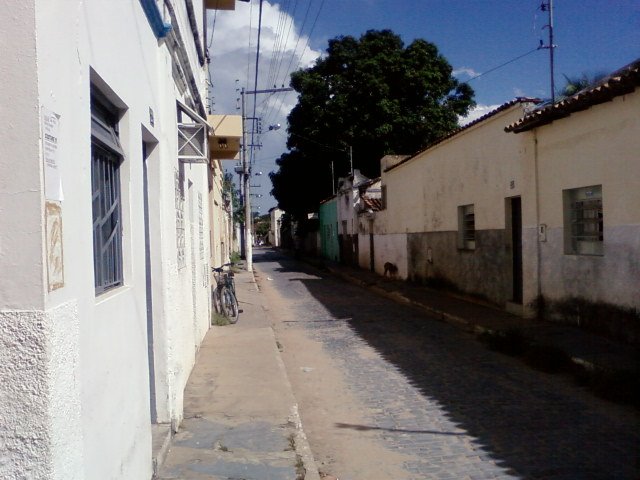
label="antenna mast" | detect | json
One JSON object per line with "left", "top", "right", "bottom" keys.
{"left": 541, "top": 0, "right": 556, "bottom": 103}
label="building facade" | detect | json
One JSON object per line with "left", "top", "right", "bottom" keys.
{"left": 365, "top": 59, "right": 639, "bottom": 340}
{"left": 319, "top": 198, "right": 339, "bottom": 261}
{"left": 0, "top": 1, "right": 242, "bottom": 478}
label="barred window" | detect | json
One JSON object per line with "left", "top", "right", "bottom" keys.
{"left": 564, "top": 185, "right": 603, "bottom": 255}
{"left": 91, "top": 93, "right": 124, "bottom": 294}
{"left": 458, "top": 204, "right": 475, "bottom": 250}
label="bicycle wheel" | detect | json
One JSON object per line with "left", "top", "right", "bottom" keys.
{"left": 220, "top": 287, "right": 239, "bottom": 324}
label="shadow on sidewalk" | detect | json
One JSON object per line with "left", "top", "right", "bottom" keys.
{"left": 254, "top": 248, "right": 640, "bottom": 480}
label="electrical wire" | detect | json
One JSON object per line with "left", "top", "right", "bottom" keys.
{"left": 466, "top": 47, "right": 541, "bottom": 82}
{"left": 263, "top": 0, "right": 325, "bottom": 128}
{"left": 259, "top": 0, "right": 313, "bottom": 125}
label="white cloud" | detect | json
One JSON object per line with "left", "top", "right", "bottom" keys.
{"left": 453, "top": 67, "right": 479, "bottom": 79}
{"left": 207, "top": 1, "right": 323, "bottom": 209}
{"left": 458, "top": 104, "right": 501, "bottom": 127}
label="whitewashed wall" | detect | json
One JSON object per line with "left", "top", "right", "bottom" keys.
{"left": 0, "top": 0, "right": 213, "bottom": 478}
{"left": 533, "top": 90, "right": 640, "bottom": 309}
{"left": 380, "top": 104, "right": 536, "bottom": 305}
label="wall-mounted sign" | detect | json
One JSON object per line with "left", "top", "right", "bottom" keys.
{"left": 42, "top": 108, "right": 63, "bottom": 201}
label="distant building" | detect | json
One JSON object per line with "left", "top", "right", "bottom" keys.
{"left": 365, "top": 58, "right": 639, "bottom": 341}
{"left": 269, "top": 207, "right": 284, "bottom": 247}
{"left": 319, "top": 197, "right": 339, "bottom": 261}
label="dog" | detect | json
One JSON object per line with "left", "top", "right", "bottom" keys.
{"left": 383, "top": 262, "right": 398, "bottom": 277}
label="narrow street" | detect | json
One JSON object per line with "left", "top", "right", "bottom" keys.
{"left": 254, "top": 248, "right": 639, "bottom": 480}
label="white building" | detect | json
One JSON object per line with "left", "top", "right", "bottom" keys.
{"left": 336, "top": 169, "right": 370, "bottom": 266}
{"left": 367, "top": 59, "right": 640, "bottom": 341}
{"left": 0, "top": 1, "right": 243, "bottom": 478}
{"left": 268, "top": 207, "right": 284, "bottom": 246}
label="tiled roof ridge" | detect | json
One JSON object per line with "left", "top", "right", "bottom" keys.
{"left": 506, "top": 57, "right": 640, "bottom": 133}
{"left": 384, "top": 97, "right": 541, "bottom": 173}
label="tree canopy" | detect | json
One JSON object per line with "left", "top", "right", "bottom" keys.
{"left": 270, "top": 29, "right": 475, "bottom": 218}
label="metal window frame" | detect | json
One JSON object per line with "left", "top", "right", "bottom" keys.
{"left": 459, "top": 204, "right": 476, "bottom": 249}
{"left": 91, "top": 94, "right": 124, "bottom": 294}
{"left": 92, "top": 144, "right": 124, "bottom": 294}
{"left": 177, "top": 101, "right": 210, "bottom": 164}
{"left": 564, "top": 185, "right": 603, "bottom": 256}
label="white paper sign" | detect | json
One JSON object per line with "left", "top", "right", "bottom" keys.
{"left": 42, "top": 108, "right": 63, "bottom": 201}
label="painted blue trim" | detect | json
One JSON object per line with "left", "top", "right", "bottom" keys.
{"left": 140, "top": 0, "right": 172, "bottom": 39}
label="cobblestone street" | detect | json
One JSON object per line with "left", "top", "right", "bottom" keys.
{"left": 255, "top": 248, "right": 639, "bottom": 480}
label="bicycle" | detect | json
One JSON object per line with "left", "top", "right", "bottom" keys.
{"left": 212, "top": 263, "right": 240, "bottom": 324}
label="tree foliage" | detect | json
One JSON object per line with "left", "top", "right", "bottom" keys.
{"left": 270, "top": 29, "right": 475, "bottom": 217}
{"left": 223, "top": 173, "right": 244, "bottom": 224}
{"left": 253, "top": 214, "right": 271, "bottom": 240}
{"left": 557, "top": 72, "right": 606, "bottom": 99}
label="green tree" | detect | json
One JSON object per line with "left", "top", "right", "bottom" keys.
{"left": 557, "top": 72, "right": 606, "bottom": 99}
{"left": 270, "top": 29, "right": 475, "bottom": 218}
{"left": 253, "top": 213, "right": 271, "bottom": 240}
{"left": 223, "top": 173, "right": 243, "bottom": 224}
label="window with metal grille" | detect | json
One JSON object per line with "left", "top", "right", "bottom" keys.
{"left": 177, "top": 102, "right": 208, "bottom": 164}
{"left": 458, "top": 204, "right": 475, "bottom": 250}
{"left": 91, "top": 94, "right": 124, "bottom": 294}
{"left": 564, "top": 185, "right": 603, "bottom": 255}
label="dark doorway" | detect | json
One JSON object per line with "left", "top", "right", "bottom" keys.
{"left": 143, "top": 140, "right": 158, "bottom": 423}
{"left": 510, "top": 197, "right": 523, "bottom": 304}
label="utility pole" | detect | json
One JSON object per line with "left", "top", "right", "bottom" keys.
{"left": 240, "top": 86, "right": 293, "bottom": 272}
{"left": 240, "top": 87, "right": 248, "bottom": 264}
{"left": 349, "top": 145, "right": 353, "bottom": 174}
{"left": 331, "top": 161, "right": 335, "bottom": 195}
{"left": 541, "top": 0, "right": 556, "bottom": 103}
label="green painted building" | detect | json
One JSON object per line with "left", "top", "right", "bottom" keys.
{"left": 319, "top": 196, "right": 339, "bottom": 262}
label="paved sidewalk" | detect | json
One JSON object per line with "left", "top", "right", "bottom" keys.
{"left": 308, "top": 258, "right": 638, "bottom": 375}
{"left": 155, "top": 269, "right": 320, "bottom": 480}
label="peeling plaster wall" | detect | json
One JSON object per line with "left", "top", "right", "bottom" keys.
{"left": 0, "top": 310, "right": 51, "bottom": 479}
{"left": 539, "top": 226, "right": 640, "bottom": 307}
{"left": 407, "top": 230, "right": 509, "bottom": 305}
{"left": 534, "top": 91, "right": 640, "bottom": 310}
{"left": 0, "top": 301, "right": 82, "bottom": 480}
{"left": 381, "top": 105, "right": 535, "bottom": 305}
{"left": 372, "top": 233, "right": 408, "bottom": 278}
{"left": 1, "top": 0, "right": 213, "bottom": 476}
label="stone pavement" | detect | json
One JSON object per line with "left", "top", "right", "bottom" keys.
{"left": 154, "top": 269, "right": 320, "bottom": 480}
{"left": 255, "top": 250, "right": 638, "bottom": 479}
{"left": 316, "top": 259, "right": 638, "bottom": 375}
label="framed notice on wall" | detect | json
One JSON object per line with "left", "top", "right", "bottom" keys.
{"left": 42, "top": 108, "right": 63, "bottom": 202}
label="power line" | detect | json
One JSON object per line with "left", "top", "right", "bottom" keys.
{"left": 466, "top": 47, "right": 541, "bottom": 82}
{"left": 249, "top": 0, "right": 265, "bottom": 167}
{"left": 260, "top": 0, "right": 313, "bottom": 125}
{"left": 264, "top": 0, "right": 325, "bottom": 128}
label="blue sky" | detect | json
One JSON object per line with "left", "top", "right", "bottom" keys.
{"left": 209, "top": 0, "right": 640, "bottom": 212}
{"left": 308, "top": 0, "right": 640, "bottom": 105}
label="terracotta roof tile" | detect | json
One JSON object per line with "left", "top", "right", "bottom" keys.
{"left": 506, "top": 58, "right": 640, "bottom": 133}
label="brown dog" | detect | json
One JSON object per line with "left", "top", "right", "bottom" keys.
{"left": 383, "top": 262, "right": 398, "bottom": 277}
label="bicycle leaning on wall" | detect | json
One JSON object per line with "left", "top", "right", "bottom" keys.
{"left": 212, "top": 263, "right": 240, "bottom": 324}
